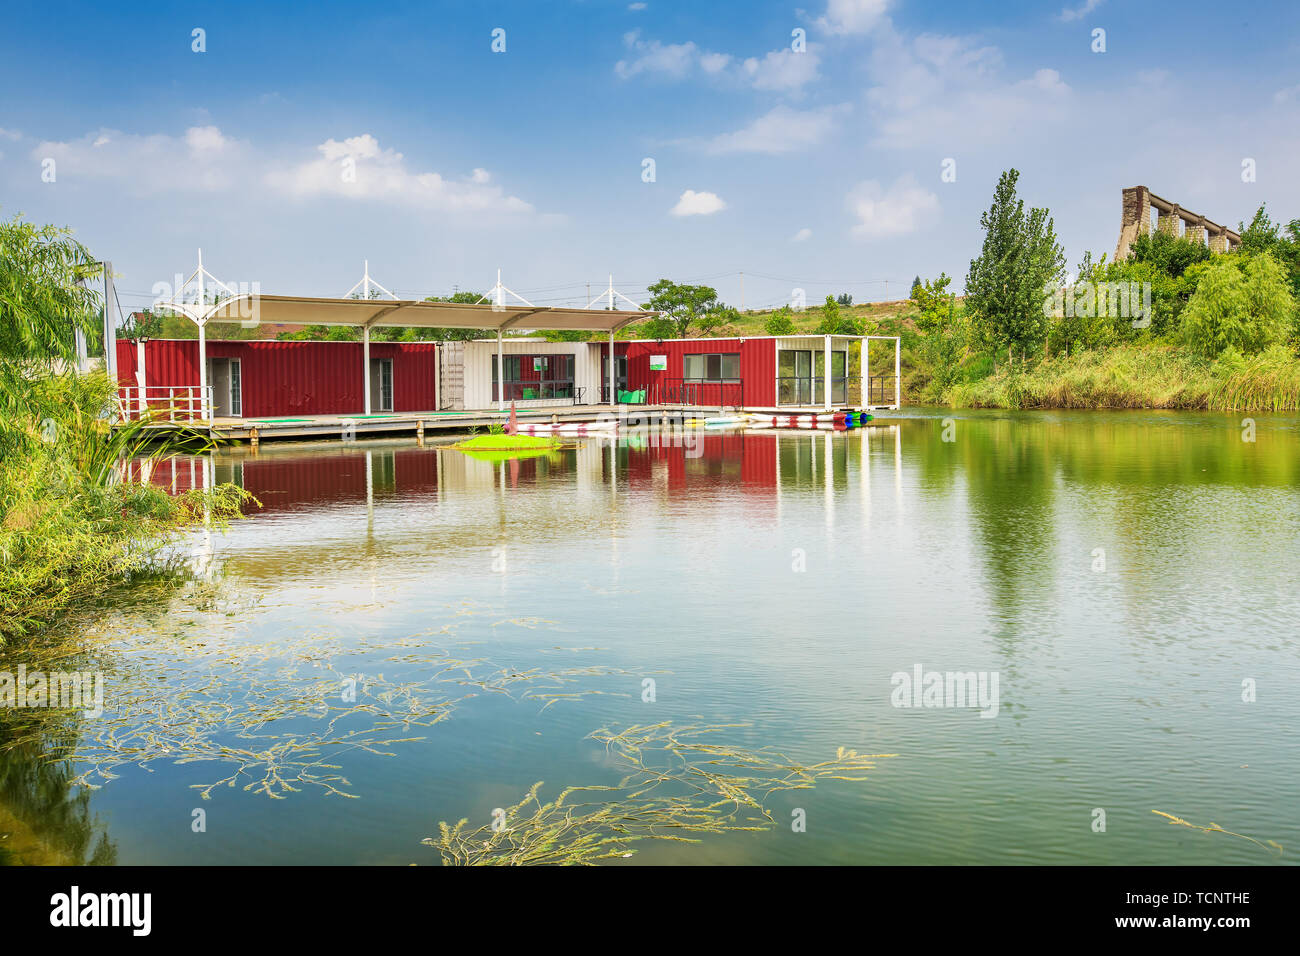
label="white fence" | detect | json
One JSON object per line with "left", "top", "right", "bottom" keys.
{"left": 116, "top": 385, "right": 213, "bottom": 422}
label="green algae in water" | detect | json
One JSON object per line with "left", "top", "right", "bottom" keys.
{"left": 426, "top": 721, "right": 896, "bottom": 866}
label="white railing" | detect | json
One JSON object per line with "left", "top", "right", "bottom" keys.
{"left": 117, "top": 385, "right": 213, "bottom": 423}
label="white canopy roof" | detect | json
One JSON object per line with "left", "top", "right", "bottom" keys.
{"left": 161, "top": 294, "right": 654, "bottom": 333}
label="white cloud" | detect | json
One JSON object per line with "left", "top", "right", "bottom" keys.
{"left": 741, "top": 48, "right": 822, "bottom": 91}
{"left": 1274, "top": 84, "right": 1300, "bottom": 105}
{"left": 616, "top": 32, "right": 820, "bottom": 91}
{"left": 1059, "top": 0, "right": 1104, "bottom": 22}
{"left": 185, "top": 125, "right": 233, "bottom": 153}
{"left": 700, "top": 52, "right": 734, "bottom": 74}
{"left": 0, "top": 127, "right": 23, "bottom": 141}
{"left": 272, "top": 134, "right": 533, "bottom": 212}
{"left": 615, "top": 34, "right": 700, "bottom": 80}
{"left": 32, "top": 125, "right": 251, "bottom": 192}
{"left": 628, "top": 2, "right": 647, "bottom": 9}
{"left": 817, "top": 0, "right": 891, "bottom": 36}
{"left": 671, "top": 189, "right": 726, "bottom": 216}
{"left": 864, "top": 27, "right": 1071, "bottom": 148}
{"left": 706, "top": 104, "right": 848, "bottom": 154}
{"left": 792, "top": 227, "right": 813, "bottom": 241}
{"left": 847, "top": 175, "right": 939, "bottom": 239}
{"left": 27, "top": 125, "right": 533, "bottom": 214}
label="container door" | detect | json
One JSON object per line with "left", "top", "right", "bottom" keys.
{"left": 229, "top": 358, "right": 242, "bottom": 416}
{"left": 370, "top": 358, "right": 394, "bottom": 412}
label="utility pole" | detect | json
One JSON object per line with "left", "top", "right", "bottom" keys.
{"left": 739, "top": 271, "right": 744, "bottom": 312}
{"left": 102, "top": 261, "right": 117, "bottom": 377}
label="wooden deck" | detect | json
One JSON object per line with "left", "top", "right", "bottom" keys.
{"left": 126, "top": 402, "right": 889, "bottom": 444}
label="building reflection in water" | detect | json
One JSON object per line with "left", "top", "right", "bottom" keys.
{"left": 125, "top": 425, "right": 906, "bottom": 549}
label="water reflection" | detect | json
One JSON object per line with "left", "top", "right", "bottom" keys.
{"left": 6, "top": 411, "right": 1298, "bottom": 865}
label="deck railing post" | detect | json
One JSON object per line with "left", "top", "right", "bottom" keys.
{"left": 197, "top": 320, "right": 207, "bottom": 421}
{"left": 496, "top": 329, "right": 505, "bottom": 411}
{"left": 894, "top": 336, "right": 901, "bottom": 409}
{"left": 823, "top": 334, "right": 832, "bottom": 411}
{"left": 363, "top": 325, "right": 372, "bottom": 415}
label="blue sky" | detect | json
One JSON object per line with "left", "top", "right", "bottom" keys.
{"left": 3, "top": 0, "right": 1299, "bottom": 320}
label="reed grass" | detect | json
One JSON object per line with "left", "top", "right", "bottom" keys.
{"left": 946, "top": 342, "right": 1300, "bottom": 411}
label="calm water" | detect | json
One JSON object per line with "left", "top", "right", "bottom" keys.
{"left": 3, "top": 408, "right": 1298, "bottom": 865}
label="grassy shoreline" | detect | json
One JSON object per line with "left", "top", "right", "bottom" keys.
{"left": 939, "top": 343, "right": 1300, "bottom": 412}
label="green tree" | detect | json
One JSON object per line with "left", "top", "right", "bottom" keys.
{"left": 1181, "top": 254, "right": 1294, "bottom": 356}
{"left": 645, "top": 279, "right": 721, "bottom": 337}
{"left": 698, "top": 304, "right": 740, "bottom": 336}
{"left": 913, "top": 273, "right": 965, "bottom": 394}
{"left": 1238, "top": 204, "right": 1300, "bottom": 331}
{"left": 965, "top": 169, "right": 1065, "bottom": 367}
{"left": 815, "top": 294, "right": 863, "bottom": 334}
{"left": 0, "top": 214, "right": 102, "bottom": 416}
{"left": 910, "top": 276, "right": 923, "bottom": 300}
{"left": 764, "top": 307, "right": 796, "bottom": 336}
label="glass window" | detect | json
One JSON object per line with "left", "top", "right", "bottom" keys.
{"left": 683, "top": 352, "right": 740, "bottom": 382}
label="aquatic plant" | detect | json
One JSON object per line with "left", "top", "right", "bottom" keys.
{"left": 1152, "top": 810, "right": 1283, "bottom": 856}
{"left": 0, "top": 598, "right": 635, "bottom": 803}
{"left": 427, "top": 722, "right": 894, "bottom": 865}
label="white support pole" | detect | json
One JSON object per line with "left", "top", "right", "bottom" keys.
{"left": 136, "top": 339, "right": 147, "bottom": 417}
{"left": 102, "top": 260, "right": 117, "bottom": 379}
{"left": 196, "top": 250, "right": 208, "bottom": 419}
{"left": 865, "top": 337, "right": 872, "bottom": 407}
{"left": 608, "top": 331, "right": 615, "bottom": 407}
{"left": 860, "top": 336, "right": 868, "bottom": 410}
{"left": 496, "top": 329, "right": 505, "bottom": 411}
{"left": 363, "top": 325, "right": 372, "bottom": 414}
{"left": 823, "top": 334, "right": 832, "bottom": 411}
{"left": 894, "top": 336, "right": 901, "bottom": 409}
{"left": 197, "top": 321, "right": 208, "bottom": 419}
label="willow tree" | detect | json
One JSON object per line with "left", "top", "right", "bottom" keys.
{"left": 0, "top": 214, "right": 102, "bottom": 419}
{"left": 965, "top": 169, "right": 1064, "bottom": 369}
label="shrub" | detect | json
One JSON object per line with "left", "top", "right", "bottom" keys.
{"left": 1181, "top": 254, "right": 1294, "bottom": 356}
{"left": 764, "top": 308, "right": 795, "bottom": 336}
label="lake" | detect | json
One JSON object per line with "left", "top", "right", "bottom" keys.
{"left": 2, "top": 408, "right": 1297, "bottom": 865}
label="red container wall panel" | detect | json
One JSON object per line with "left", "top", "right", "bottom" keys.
{"left": 114, "top": 339, "right": 436, "bottom": 417}
{"left": 385, "top": 343, "right": 438, "bottom": 412}
{"left": 115, "top": 340, "right": 199, "bottom": 388}
{"left": 235, "top": 341, "right": 363, "bottom": 417}
{"left": 115, "top": 341, "right": 138, "bottom": 387}
{"left": 605, "top": 339, "right": 775, "bottom": 406}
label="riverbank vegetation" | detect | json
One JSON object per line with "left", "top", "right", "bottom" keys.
{"left": 721, "top": 173, "right": 1300, "bottom": 411}
{"left": 0, "top": 213, "right": 245, "bottom": 644}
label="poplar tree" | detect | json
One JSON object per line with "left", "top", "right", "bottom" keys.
{"left": 965, "top": 169, "right": 1064, "bottom": 368}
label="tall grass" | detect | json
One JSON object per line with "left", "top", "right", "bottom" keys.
{"left": 0, "top": 371, "right": 247, "bottom": 643}
{"left": 945, "top": 342, "right": 1300, "bottom": 411}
